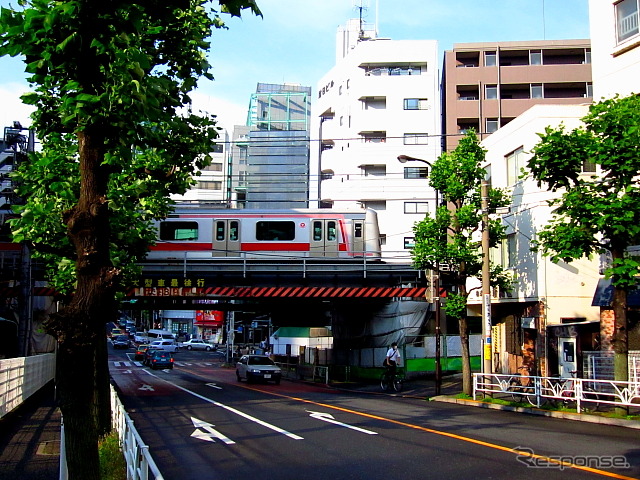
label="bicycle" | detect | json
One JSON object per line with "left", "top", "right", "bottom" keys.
{"left": 507, "top": 366, "right": 542, "bottom": 406}
{"left": 380, "top": 366, "right": 403, "bottom": 392}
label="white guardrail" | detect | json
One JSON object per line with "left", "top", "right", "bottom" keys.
{"left": 61, "top": 386, "right": 164, "bottom": 480}
{"left": 0, "top": 353, "right": 56, "bottom": 419}
{"left": 474, "top": 373, "right": 640, "bottom": 413}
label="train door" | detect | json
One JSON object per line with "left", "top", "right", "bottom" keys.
{"left": 212, "top": 219, "right": 240, "bottom": 257}
{"left": 352, "top": 220, "right": 365, "bottom": 257}
{"left": 309, "top": 219, "right": 339, "bottom": 257}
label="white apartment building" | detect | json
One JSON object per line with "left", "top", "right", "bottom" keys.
{"left": 171, "top": 130, "right": 229, "bottom": 204}
{"left": 312, "top": 20, "right": 441, "bottom": 258}
{"left": 477, "top": 104, "right": 601, "bottom": 377}
{"left": 589, "top": 0, "right": 640, "bottom": 99}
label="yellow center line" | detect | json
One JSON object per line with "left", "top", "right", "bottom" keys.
{"left": 250, "top": 386, "right": 638, "bottom": 480}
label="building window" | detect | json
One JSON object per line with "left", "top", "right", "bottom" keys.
{"left": 485, "top": 118, "right": 499, "bottom": 134}
{"left": 485, "top": 51, "right": 497, "bottom": 66}
{"left": 403, "top": 133, "right": 429, "bottom": 145}
{"left": 197, "top": 181, "right": 222, "bottom": 190}
{"left": 362, "top": 97, "right": 386, "bottom": 110}
{"left": 404, "top": 202, "right": 429, "bottom": 214}
{"left": 530, "top": 50, "right": 542, "bottom": 65}
{"left": 404, "top": 167, "right": 429, "bottom": 179}
{"left": 485, "top": 85, "right": 498, "bottom": 100}
{"left": 205, "top": 162, "right": 223, "bottom": 172}
{"left": 361, "top": 131, "right": 386, "bottom": 143}
{"left": 582, "top": 158, "right": 597, "bottom": 173}
{"left": 507, "top": 233, "right": 517, "bottom": 268}
{"left": 531, "top": 84, "right": 543, "bottom": 98}
{"left": 361, "top": 165, "right": 386, "bottom": 176}
{"left": 616, "top": 0, "right": 640, "bottom": 43}
{"left": 506, "top": 146, "right": 525, "bottom": 185}
{"left": 584, "top": 49, "right": 591, "bottom": 64}
{"left": 362, "top": 200, "right": 386, "bottom": 211}
{"left": 404, "top": 237, "right": 415, "bottom": 249}
{"left": 404, "top": 98, "right": 429, "bottom": 110}
{"left": 586, "top": 82, "right": 593, "bottom": 98}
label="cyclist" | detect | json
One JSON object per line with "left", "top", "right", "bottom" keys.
{"left": 385, "top": 342, "right": 401, "bottom": 378}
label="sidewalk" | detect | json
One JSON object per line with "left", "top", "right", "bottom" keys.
{"left": 0, "top": 382, "right": 60, "bottom": 480}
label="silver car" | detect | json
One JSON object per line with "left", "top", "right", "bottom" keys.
{"left": 236, "top": 355, "right": 281, "bottom": 384}
{"left": 181, "top": 339, "right": 215, "bottom": 351}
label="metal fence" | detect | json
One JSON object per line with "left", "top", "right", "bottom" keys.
{"left": 583, "top": 350, "right": 640, "bottom": 381}
{"left": 60, "top": 386, "right": 164, "bottom": 480}
{"left": 473, "top": 373, "right": 640, "bottom": 414}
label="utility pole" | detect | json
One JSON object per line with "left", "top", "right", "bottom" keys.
{"left": 481, "top": 181, "right": 492, "bottom": 375}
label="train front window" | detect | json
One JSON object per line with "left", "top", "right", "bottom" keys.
{"left": 256, "top": 221, "right": 295, "bottom": 241}
{"left": 354, "top": 222, "right": 363, "bottom": 238}
{"left": 160, "top": 221, "right": 198, "bottom": 240}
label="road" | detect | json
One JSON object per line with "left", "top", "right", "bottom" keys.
{"left": 109, "top": 345, "right": 640, "bottom": 480}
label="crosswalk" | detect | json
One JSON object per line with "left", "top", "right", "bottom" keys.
{"left": 112, "top": 361, "right": 216, "bottom": 368}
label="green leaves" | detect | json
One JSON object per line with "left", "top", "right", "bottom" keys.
{"left": 529, "top": 95, "right": 640, "bottom": 289}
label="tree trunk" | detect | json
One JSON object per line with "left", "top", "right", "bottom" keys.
{"left": 54, "top": 129, "right": 117, "bottom": 478}
{"left": 611, "top": 286, "right": 629, "bottom": 382}
{"left": 458, "top": 316, "right": 472, "bottom": 396}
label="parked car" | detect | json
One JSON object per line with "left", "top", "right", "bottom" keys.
{"left": 134, "top": 344, "right": 150, "bottom": 360}
{"left": 149, "top": 340, "right": 179, "bottom": 353}
{"left": 148, "top": 350, "right": 174, "bottom": 370}
{"left": 181, "top": 339, "right": 216, "bottom": 351}
{"left": 236, "top": 355, "right": 281, "bottom": 384}
{"left": 112, "top": 335, "right": 130, "bottom": 349}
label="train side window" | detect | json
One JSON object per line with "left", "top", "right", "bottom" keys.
{"left": 354, "top": 222, "right": 363, "bottom": 238}
{"left": 327, "top": 221, "right": 337, "bottom": 241}
{"left": 160, "top": 221, "right": 198, "bottom": 241}
{"left": 229, "top": 221, "right": 239, "bottom": 241}
{"left": 256, "top": 221, "right": 295, "bottom": 241}
{"left": 313, "top": 221, "right": 323, "bottom": 241}
{"left": 215, "top": 221, "right": 225, "bottom": 241}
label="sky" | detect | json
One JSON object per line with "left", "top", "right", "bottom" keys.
{"left": 0, "top": 0, "right": 591, "bottom": 133}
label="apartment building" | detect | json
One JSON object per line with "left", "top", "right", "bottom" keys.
{"left": 312, "top": 20, "right": 441, "bottom": 257}
{"left": 476, "top": 104, "right": 601, "bottom": 378}
{"left": 171, "top": 130, "right": 229, "bottom": 205}
{"left": 230, "top": 82, "right": 311, "bottom": 209}
{"left": 442, "top": 40, "right": 592, "bottom": 152}
{"left": 589, "top": 0, "right": 640, "bottom": 98}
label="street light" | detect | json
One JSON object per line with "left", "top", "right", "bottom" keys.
{"left": 398, "top": 154, "right": 443, "bottom": 395}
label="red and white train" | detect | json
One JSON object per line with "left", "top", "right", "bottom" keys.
{"left": 146, "top": 206, "right": 382, "bottom": 260}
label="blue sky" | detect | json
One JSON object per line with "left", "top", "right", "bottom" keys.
{"left": 0, "top": 0, "right": 591, "bottom": 131}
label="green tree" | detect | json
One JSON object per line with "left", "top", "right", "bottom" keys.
{"left": 528, "top": 94, "right": 640, "bottom": 383}
{"left": 412, "top": 131, "right": 510, "bottom": 395}
{"left": 0, "top": 1, "right": 260, "bottom": 478}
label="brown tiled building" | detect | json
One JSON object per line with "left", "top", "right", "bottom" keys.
{"left": 442, "top": 40, "right": 592, "bottom": 151}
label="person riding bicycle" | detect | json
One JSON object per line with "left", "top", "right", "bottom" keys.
{"left": 384, "top": 342, "right": 401, "bottom": 378}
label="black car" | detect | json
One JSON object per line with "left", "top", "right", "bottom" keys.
{"left": 113, "top": 335, "right": 130, "bottom": 349}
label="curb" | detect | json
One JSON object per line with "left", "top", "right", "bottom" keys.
{"left": 431, "top": 395, "right": 640, "bottom": 430}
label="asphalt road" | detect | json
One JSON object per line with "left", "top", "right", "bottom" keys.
{"left": 109, "top": 345, "right": 640, "bottom": 480}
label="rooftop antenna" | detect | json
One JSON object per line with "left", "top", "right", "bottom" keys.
{"left": 353, "top": 0, "right": 370, "bottom": 41}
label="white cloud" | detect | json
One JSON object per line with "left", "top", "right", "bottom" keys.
{"left": 189, "top": 91, "right": 248, "bottom": 132}
{"left": 0, "top": 83, "right": 35, "bottom": 131}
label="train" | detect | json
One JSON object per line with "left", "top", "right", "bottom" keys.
{"left": 146, "top": 206, "right": 382, "bottom": 260}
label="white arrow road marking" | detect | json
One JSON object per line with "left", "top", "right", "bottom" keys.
{"left": 139, "top": 384, "right": 155, "bottom": 391}
{"left": 146, "top": 372, "right": 303, "bottom": 440}
{"left": 123, "top": 369, "right": 133, "bottom": 374}
{"left": 190, "top": 417, "right": 235, "bottom": 444}
{"left": 307, "top": 410, "right": 378, "bottom": 435}
{"left": 206, "top": 383, "right": 222, "bottom": 390}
